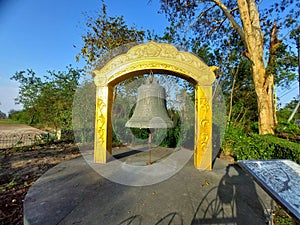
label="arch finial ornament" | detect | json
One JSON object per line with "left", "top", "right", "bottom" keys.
{"left": 93, "top": 41, "right": 215, "bottom": 170}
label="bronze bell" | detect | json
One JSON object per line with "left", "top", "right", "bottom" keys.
{"left": 125, "top": 76, "right": 174, "bottom": 129}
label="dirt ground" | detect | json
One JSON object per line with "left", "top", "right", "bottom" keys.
{"left": 0, "top": 137, "right": 80, "bottom": 225}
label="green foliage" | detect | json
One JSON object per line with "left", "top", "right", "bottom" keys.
{"left": 0, "top": 178, "right": 18, "bottom": 193}
{"left": 264, "top": 135, "right": 300, "bottom": 162}
{"left": 77, "top": 2, "right": 145, "bottom": 65}
{"left": 160, "top": 111, "right": 182, "bottom": 148}
{"left": 181, "top": 123, "right": 195, "bottom": 149}
{"left": 222, "top": 126, "right": 300, "bottom": 163}
{"left": 61, "top": 129, "right": 76, "bottom": 143}
{"left": 159, "top": 0, "right": 299, "bottom": 85}
{"left": 0, "top": 119, "right": 24, "bottom": 125}
{"left": 10, "top": 66, "right": 82, "bottom": 131}
{"left": 267, "top": 41, "right": 298, "bottom": 87}
{"left": 275, "top": 99, "right": 300, "bottom": 143}
{"left": 159, "top": 0, "right": 299, "bottom": 134}
{"left": 8, "top": 109, "right": 33, "bottom": 124}
{"left": 273, "top": 205, "right": 294, "bottom": 225}
{"left": 72, "top": 79, "right": 96, "bottom": 143}
{"left": 112, "top": 117, "right": 183, "bottom": 148}
{"left": 276, "top": 121, "right": 300, "bottom": 137}
{"left": 191, "top": 40, "right": 257, "bottom": 131}
{"left": 277, "top": 109, "right": 292, "bottom": 121}
{"left": 113, "top": 118, "right": 135, "bottom": 144}
{"left": 277, "top": 99, "right": 300, "bottom": 121}
{"left": 7, "top": 178, "right": 17, "bottom": 189}
{"left": 0, "top": 110, "right": 7, "bottom": 119}
{"left": 222, "top": 125, "right": 248, "bottom": 156}
{"left": 11, "top": 69, "right": 42, "bottom": 109}
{"left": 130, "top": 128, "right": 150, "bottom": 141}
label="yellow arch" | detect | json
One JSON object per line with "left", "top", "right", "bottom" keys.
{"left": 93, "top": 41, "right": 216, "bottom": 170}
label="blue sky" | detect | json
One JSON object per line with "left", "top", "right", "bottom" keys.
{"left": 0, "top": 0, "right": 168, "bottom": 115}
{"left": 0, "top": 0, "right": 298, "bottom": 115}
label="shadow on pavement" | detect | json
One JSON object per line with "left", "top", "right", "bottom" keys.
{"left": 155, "top": 212, "right": 183, "bottom": 225}
{"left": 118, "top": 215, "right": 142, "bottom": 225}
{"left": 118, "top": 212, "right": 184, "bottom": 225}
{"left": 191, "top": 164, "right": 269, "bottom": 225}
{"left": 118, "top": 164, "right": 270, "bottom": 225}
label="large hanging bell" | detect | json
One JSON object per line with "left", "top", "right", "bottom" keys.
{"left": 125, "top": 76, "right": 174, "bottom": 129}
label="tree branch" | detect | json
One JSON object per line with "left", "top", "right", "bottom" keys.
{"left": 208, "top": 16, "right": 227, "bottom": 36}
{"left": 188, "top": 3, "right": 218, "bottom": 30}
{"left": 211, "top": 0, "right": 246, "bottom": 44}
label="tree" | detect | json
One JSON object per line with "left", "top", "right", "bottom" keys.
{"left": 158, "top": 0, "right": 299, "bottom": 134}
{"left": 8, "top": 109, "right": 19, "bottom": 118}
{"left": 11, "top": 66, "right": 82, "bottom": 130}
{"left": 77, "top": 1, "right": 145, "bottom": 67}
{"left": 277, "top": 98, "right": 300, "bottom": 121}
{"left": 38, "top": 67, "right": 81, "bottom": 130}
{"left": 0, "top": 110, "right": 6, "bottom": 120}
{"left": 11, "top": 69, "right": 43, "bottom": 124}
{"left": 76, "top": 1, "right": 147, "bottom": 118}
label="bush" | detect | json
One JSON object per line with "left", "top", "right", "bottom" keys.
{"left": 275, "top": 121, "right": 300, "bottom": 143}
{"left": 74, "top": 128, "right": 94, "bottom": 143}
{"left": 257, "top": 134, "right": 300, "bottom": 163}
{"left": 61, "top": 129, "right": 75, "bottom": 142}
{"left": 221, "top": 126, "right": 246, "bottom": 156}
{"left": 222, "top": 126, "right": 300, "bottom": 163}
{"left": 113, "top": 118, "right": 135, "bottom": 144}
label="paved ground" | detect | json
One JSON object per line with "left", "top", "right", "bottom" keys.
{"left": 24, "top": 147, "right": 273, "bottom": 225}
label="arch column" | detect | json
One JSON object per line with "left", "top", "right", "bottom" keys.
{"left": 94, "top": 85, "right": 113, "bottom": 163}
{"left": 195, "top": 85, "right": 212, "bottom": 170}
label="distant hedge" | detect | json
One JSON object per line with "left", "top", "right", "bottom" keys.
{"left": 256, "top": 134, "right": 300, "bottom": 164}
{"left": 222, "top": 127, "right": 300, "bottom": 164}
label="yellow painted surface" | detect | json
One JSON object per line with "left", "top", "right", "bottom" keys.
{"left": 94, "top": 85, "right": 113, "bottom": 163}
{"left": 194, "top": 85, "right": 212, "bottom": 170}
{"left": 93, "top": 41, "right": 215, "bottom": 170}
{"left": 94, "top": 42, "right": 215, "bottom": 86}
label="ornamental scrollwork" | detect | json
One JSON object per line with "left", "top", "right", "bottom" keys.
{"left": 96, "top": 98, "right": 106, "bottom": 144}
{"left": 107, "top": 62, "right": 192, "bottom": 84}
{"left": 196, "top": 88, "right": 211, "bottom": 158}
{"left": 93, "top": 42, "right": 215, "bottom": 87}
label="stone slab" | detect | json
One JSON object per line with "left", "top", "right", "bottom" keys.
{"left": 24, "top": 153, "right": 273, "bottom": 225}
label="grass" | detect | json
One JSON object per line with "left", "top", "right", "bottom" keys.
{"left": 0, "top": 119, "right": 24, "bottom": 125}
{"left": 273, "top": 205, "right": 295, "bottom": 225}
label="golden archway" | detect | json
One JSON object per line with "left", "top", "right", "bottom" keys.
{"left": 93, "top": 42, "right": 216, "bottom": 170}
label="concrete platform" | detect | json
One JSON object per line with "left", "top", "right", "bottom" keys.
{"left": 24, "top": 148, "right": 273, "bottom": 225}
